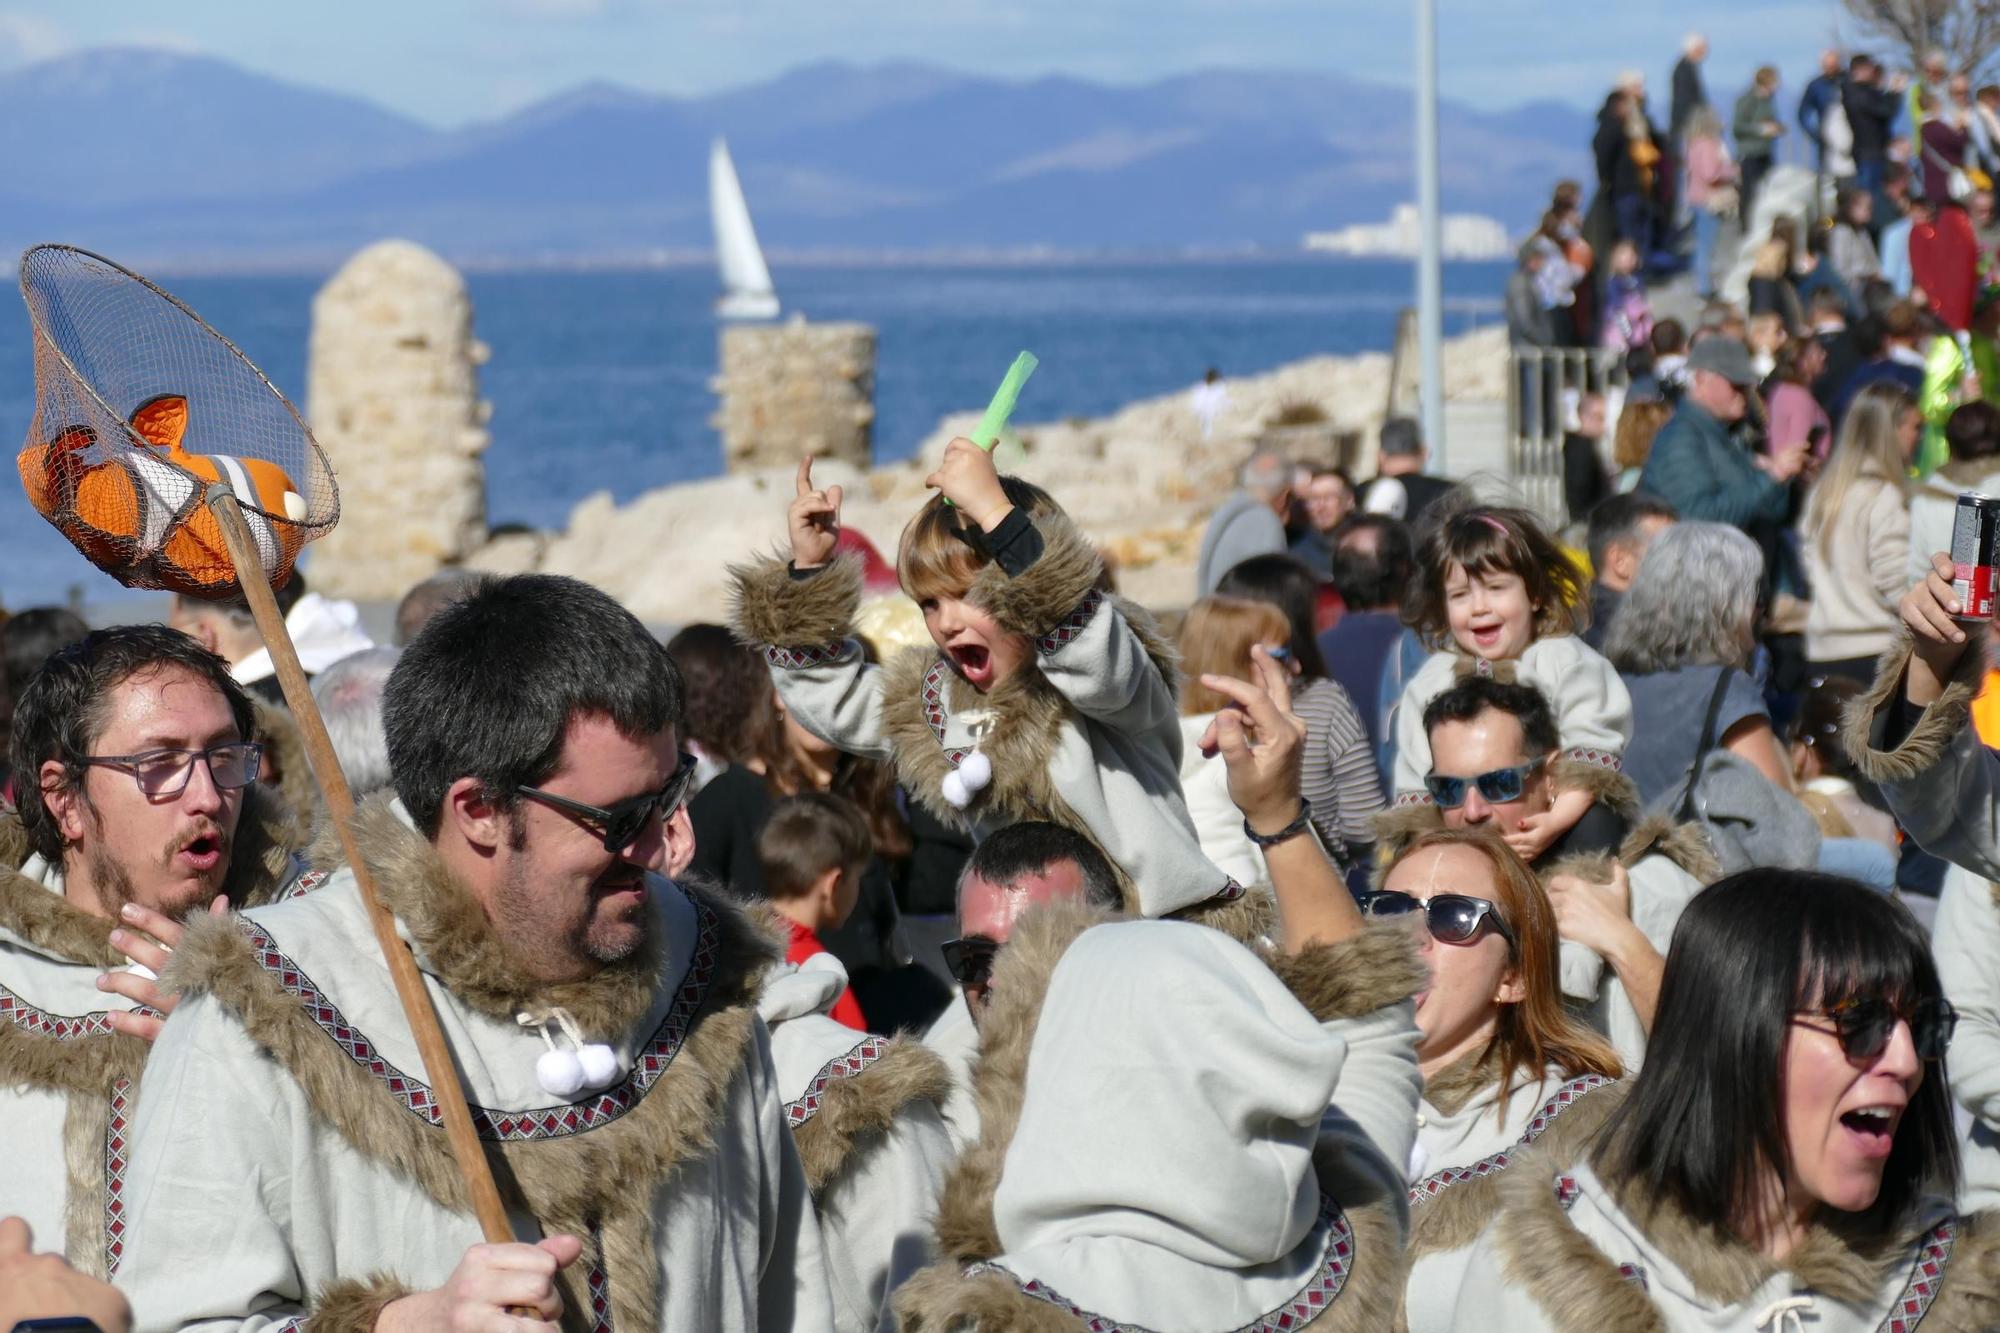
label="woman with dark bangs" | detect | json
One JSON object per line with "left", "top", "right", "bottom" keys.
{"left": 1374, "top": 828, "right": 1623, "bottom": 1332}
{"left": 1386, "top": 506, "right": 1633, "bottom": 865}
{"left": 1443, "top": 870, "right": 1995, "bottom": 1330}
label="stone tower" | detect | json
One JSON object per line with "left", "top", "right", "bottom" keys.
{"left": 305, "top": 240, "right": 490, "bottom": 600}
{"left": 711, "top": 319, "right": 877, "bottom": 473}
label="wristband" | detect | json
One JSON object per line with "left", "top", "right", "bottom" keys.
{"left": 1243, "top": 799, "right": 1312, "bottom": 848}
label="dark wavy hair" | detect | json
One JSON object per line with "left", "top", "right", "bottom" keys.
{"left": 10, "top": 625, "right": 254, "bottom": 863}
{"left": 665, "top": 623, "right": 775, "bottom": 767}
{"left": 1592, "top": 870, "right": 1958, "bottom": 1236}
{"left": 1215, "top": 553, "right": 1329, "bottom": 682}
{"left": 1404, "top": 505, "right": 1587, "bottom": 648}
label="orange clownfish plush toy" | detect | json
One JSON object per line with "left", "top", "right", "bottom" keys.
{"left": 19, "top": 393, "right": 307, "bottom": 596}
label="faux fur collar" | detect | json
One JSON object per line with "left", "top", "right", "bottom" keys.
{"left": 1423, "top": 1049, "right": 1502, "bottom": 1117}
{"left": 163, "top": 874, "right": 777, "bottom": 1332}
{"left": 1489, "top": 1141, "right": 1966, "bottom": 1328}
{"left": 793, "top": 1036, "right": 952, "bottom": 1197}
{"left": 0, "top": 785, "right": 297, "bottom": 969}
{"left": 331, "top": 795, "right": 664, "bottom": 1035}
{"left": 250, "top": 698, "right": 318, "bottom": 852}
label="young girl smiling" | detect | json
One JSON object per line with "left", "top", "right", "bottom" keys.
{"left": 1390, "top": 506, "right": 1633, "bottom": 862}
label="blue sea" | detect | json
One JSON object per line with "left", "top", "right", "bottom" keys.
{"left": 0, "top": 256, "right": 1506, "bottom": 609}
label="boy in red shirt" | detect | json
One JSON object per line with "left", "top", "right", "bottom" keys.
{"left": 756, "top": 791, "right": 871, "bottom": 1030}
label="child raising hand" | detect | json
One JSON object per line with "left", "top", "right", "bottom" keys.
{"left": 733, "top": 444, "right": 1252, "bottom": 920}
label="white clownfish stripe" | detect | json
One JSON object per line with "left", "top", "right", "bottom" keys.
{"left": 208, "top": 453, "right": 281, "bottom": 572}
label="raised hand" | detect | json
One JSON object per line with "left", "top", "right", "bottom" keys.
{"left": 1902, "top": 550, "right": 1973, "bottom": 707}
{"left": 788, "top": 457, "right": 844, "bottom": 570}
{"left": 923, "top": 437, "right": 1013, "bottom": 531}
{"left": 99, "top": 894, "right": 228, "bottom": 1043}
{"left": 1198, "top": 644, "right": 1307, "bottom": 835}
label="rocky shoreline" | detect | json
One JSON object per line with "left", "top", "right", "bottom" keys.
{"left": 465, "top": 324, "right": 1509, "bottom": 625}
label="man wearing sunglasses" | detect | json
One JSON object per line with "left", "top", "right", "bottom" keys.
{"left": 119, "top": 575, "right": 836, "bottom": 1331}
{"left": 925, "top": 822, "right": 1123, "bottom": 1148}
{"left": 1, "top": 625, "right": 299, "bottom": 1272}
{"left": 1393, "top": 678, "right": 1709, "bottom": 1069}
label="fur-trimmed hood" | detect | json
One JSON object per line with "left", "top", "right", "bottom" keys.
{"left": 158, "top": 805, "right": 781, "bottom": 1332}
{"left": 249, "top": 698, "right": 318, "bottom": 853}
{"left": 793, "top": 1036, "right": 952, "bottom": 1198}
{"left": 1371, "top": 804, "right": 1718, "bottom": 892}
{"left": 897, "top": 906, "right": 1423, "bottom": 1332}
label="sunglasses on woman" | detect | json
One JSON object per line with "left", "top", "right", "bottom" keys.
{"left": 939, "top": 936, "right": 1000, "bottom": 988}
{"left": 1423, "top": 757, "right": 1545, "bottom": 810}
{"left": 1360, "top": 889, "right": 1515, "bottom": 949}
{"left": 515, "top": 753, "right": 699, "bottom": 853}
{"left": 1795, "top": 995, "right": 1958, "bottom": 1064}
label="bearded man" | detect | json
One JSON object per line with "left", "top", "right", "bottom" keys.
{"left": 118, "top": 575, "right": 832, "bottom": 1330}
{"left": 0, "top": 625, "right": 295, "bottom": 1274}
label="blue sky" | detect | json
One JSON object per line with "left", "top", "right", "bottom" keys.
{"left": 0, "top": 0, "right": 1863, "bottom": 124}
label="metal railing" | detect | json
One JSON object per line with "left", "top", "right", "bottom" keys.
{"left": 1507, "top": 346, "right": 1630, "bottom": 529}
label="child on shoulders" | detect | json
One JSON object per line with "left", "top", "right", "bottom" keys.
{"left": 1389, "top": 506, "right": 1634, "bottom": 860}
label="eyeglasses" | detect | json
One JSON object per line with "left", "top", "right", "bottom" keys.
{"left": 1423, "top": 757, "right": 1546, "bottom": 810}
{"left": 940, "top": 936, "right": 1000, "bottom": 989}
{"left": 1794, "top": 995, "right": 1958, "bottom": 1064}
{"left": 81, "top": 742, "right": 263, "bottom": 797}
{"left": 516, "top": 752, "right": 698, "bottom": 853}
{"left": 1360, "top": 889, "right": 1516, "bottom": 950}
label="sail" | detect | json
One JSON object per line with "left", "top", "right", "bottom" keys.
{"left": 710, "top": 137, "right": 779, "bottom": 319}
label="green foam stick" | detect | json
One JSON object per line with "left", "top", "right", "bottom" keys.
{"left": 944, "top": 350, "right": 1038, "bottom": 507}
{"left": 973, "top": 350, "right": 1038, "bottom": 451}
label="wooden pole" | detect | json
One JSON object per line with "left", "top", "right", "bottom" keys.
{"left": 205, "top": 486, "right": 517, "bottom": 1245}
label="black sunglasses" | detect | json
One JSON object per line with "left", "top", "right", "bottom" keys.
{"left": 516, "top": 752, "right": 698, "bottom": 853}
{"left": 1423, "top": 757, "right": 1546, "bottom": 810}
{"left": 940, "top": 936, "right": 1000, "bottom": 988}
{"left": 1361, "top": 889, "right": 1516, "bottom": 950}
{"left": 1797, "top": 995, "right": 1958, "bottom": 1064}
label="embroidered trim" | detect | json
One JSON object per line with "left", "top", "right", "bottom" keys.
{"left": 965, "top": 1195, "right": 1353, "bottom": 1332}
{"left": 1554, "top": 1174, "right": 1582, "bottom": 1210}
{"left": 280, "top": 868, "right": 329, "bottom": 902}
{"left": 1393, "top": 790, "right": 1437, "bottom": 808}
{"left": 586, "top": 1226, "right": 615, "bottom": 1333}
{"left": 1617, "top": 1263, "right": 1648, "bottom": 1290}
{"left": 103, "top": 1076, "right": 133, "bottom": 1276}
{"left": 921, "top": 658, "right": 973, "bottom": 764}
{"left": 1036, "top": 589, "right": 1104, "bottom": 656}
{"left": 236, "top": 903, "right": 719, "bottom": 1142}
{"left": 1409, "top": 1074, "right": 1614, "bottom": 1206}
{"left": 766, "top": 640, "right": 853, "bottom": 670}
{"left": 1562, "top": 747, "right": 1623, "bottom": 772}
{"left": 785, "top": 1035, "right": 889, "bottom": 1128}
{"left": 1880, "top": 1219, "right": 1957, "bottom": 1333}
{"left": 1473, "top": 657, "right": 1495, "bottom": 678}
{"left": 0, "top": 984, "right": 123, "bottom": 1041}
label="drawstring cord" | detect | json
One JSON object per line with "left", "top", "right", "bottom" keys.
{"left": 517, "top": 1006, "right": 619, "bottom": 1098}
{"left": 1753, "top": 1295, "right": 1815, "bottom": 1333}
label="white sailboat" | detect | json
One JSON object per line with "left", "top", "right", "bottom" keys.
{"left": 710, "top": 137, "right": 780, "bottom": 321}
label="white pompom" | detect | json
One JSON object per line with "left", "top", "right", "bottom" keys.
{"left": 535, "top": 1048, "right": 587, "bottom": 1098}
{"left": 941, "top": 770, "right": 971, "bottom": 809}
{"left": 958, "top": 751, "right": 993, "bottom": 791}
{"left": 576, "top": 1044, "right": 620, "bottom": 1089}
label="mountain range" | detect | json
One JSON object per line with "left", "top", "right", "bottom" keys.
{"left": 0, "top": 47, "right": 1592, "bottom": 266}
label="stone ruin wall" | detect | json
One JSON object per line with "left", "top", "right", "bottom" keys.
{"left": 305, "top": 240, "right": 490, "bottom": 601}
{"left": 712, "top": 320, "right": 877, "bottom": 473}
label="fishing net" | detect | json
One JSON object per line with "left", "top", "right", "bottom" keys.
{"left": 16, "top": 244, "right": 339, "bottom": 598}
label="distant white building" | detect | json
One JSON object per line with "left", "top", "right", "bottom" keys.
{"left": 1303, "top": 204, "right": 1514, "bottom": 261}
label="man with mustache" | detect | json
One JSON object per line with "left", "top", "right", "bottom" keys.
{"left": 119, "top": 574, "right": 834, "bottom": 1331}
{"left": 0, "top": 624, "right": 297, "bottom": 1275}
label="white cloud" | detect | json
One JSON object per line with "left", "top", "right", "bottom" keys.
{"left": 0, "top": 11, "right": 71, "bottom": 70}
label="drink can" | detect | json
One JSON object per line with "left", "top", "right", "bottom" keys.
{"left": 1952, "top": 492, "right": 2000, "bottom": 622}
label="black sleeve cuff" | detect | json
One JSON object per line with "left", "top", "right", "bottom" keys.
{"left": 987, "top": 507, "right": 1044, "bottom": 577}
{"left": 788, "top": 562, "right": 825, "bottom": 582}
